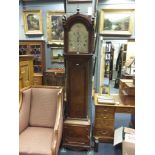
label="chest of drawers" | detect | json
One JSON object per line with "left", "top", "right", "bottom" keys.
{"left": 93, "top": 93, "right": 135, "bottom": 144}
{"left": 94, "top": 106, "right": 115, "bottom": 142}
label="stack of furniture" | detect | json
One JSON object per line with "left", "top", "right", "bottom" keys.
{"left": 122, "top": 73, "right": 134, "bottom": 79}
{"left": 19, "top": 40, "right": 45, "bottom": 85}
{"left": 119, "top": 79, "right": 135, "bottom": 105}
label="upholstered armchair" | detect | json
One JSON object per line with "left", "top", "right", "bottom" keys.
{"left": 19, "top": 86, "right": 63, "bottom": 155}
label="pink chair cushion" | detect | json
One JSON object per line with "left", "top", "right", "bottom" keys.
{"left": 29, "top": 88, "right": 59, "bottom": 128}
{"left": 19, "top": 88, "right": 31, "bottom": 134}
{"left": 19, "top": 127, "right": 53, "bottom": 155}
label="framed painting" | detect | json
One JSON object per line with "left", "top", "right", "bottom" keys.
{"left": 51, "top": 48, "right": 64, "bottom": 63}
{"left": 99, "top": 9, "right": 134, "bottom": 36}
{"left": 23, "top": 10, "right": 43, "bottom": 35}
{"left": 47, "top": 11, "right": 64, "bottom": 45}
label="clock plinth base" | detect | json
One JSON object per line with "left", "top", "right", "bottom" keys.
{"left": 63, "top": 118, "right": 91, "bottom": 150}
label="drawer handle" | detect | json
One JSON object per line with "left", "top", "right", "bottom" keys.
{"left": 103, "top": 109, "right": 108, "bottom": 112}
{"left": 103, "top": 116, "right": 107, "bottom": 119}
{"left": 76, "top": 63, "right": 79, "bottom": 66}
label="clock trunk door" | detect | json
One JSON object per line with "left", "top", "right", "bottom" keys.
{"left": 66, "top": 57, "right": 89, "bottom": 118}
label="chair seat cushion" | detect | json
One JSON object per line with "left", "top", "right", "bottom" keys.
{"left": 19, "top": 127, "right": 53, "bottom": 155}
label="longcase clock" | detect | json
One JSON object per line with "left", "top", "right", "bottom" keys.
{"left": 62, "top": 9, "right": 94, "bottom": 150}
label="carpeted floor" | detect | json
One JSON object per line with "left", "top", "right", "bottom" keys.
{"left": 59, "top": 142, "right": 122, "bottom": 155}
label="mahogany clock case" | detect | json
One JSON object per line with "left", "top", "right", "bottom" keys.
{"left": 62, "top": 11, "right": 94, "bottom": 150}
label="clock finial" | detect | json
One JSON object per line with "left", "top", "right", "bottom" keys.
{"left": 91, "top": 16, "right": 95, "bottom": 26}
{"left": 62, "top": 15, "right": 66, "bottom": 25}
{"left": 77, "top": 8, "right": 80, "bottom": 14}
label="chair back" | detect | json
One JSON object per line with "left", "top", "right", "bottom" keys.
{"left": 29, "top": 87, "right": 61, "bottom": 128}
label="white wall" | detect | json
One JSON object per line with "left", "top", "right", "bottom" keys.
{"left": 126, "top": 40, "right": 135, "bottom": 60}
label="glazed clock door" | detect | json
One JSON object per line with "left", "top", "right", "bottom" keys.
{"left": 68, "top": 23, "right": 89, "bottom": 53}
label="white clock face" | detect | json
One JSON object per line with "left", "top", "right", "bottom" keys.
{"left": 68, "top": 23, "right": 88, "bottom": 53}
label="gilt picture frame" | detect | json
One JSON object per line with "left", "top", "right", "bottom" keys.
{"left": 47, "top": 11, "right": 64, "bottom": 45}
{"left": 51, "top": 48, "right": 64, "bottom": 63}
{"left": 23, "top": 10, "right": 43, "bottom": 35}
{"left": 99, "top": 9, "right": 134, "bottom": 36}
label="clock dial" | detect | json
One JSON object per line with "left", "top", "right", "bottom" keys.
{"left": 68, "top": 23, "right": 88, "bottom": 53}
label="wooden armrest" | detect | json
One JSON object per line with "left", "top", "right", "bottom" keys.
{"left": 51, "top": 133, "right": 57, "bottom": 155}
{"left": 51, "top": 89, "right": 63, "bottom": 155}
{"left": 54, "top": 89, "right": 63, "bottom": 129}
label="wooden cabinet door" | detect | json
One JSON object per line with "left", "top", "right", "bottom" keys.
{"left": 20, "top": 59, "right": 33, "bottom": 88}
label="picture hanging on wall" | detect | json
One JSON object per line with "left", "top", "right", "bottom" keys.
{"left": 51, "top": 48, "right": 64, "bottom": 63}
{"left": 47, "top": 11, "right": 64, "bottom": 45}
{"left": 99, "top": 9, "right": 134, "bottom": 36}
{"left": 23, "top": 10, "right": 43, "bottom": 35}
